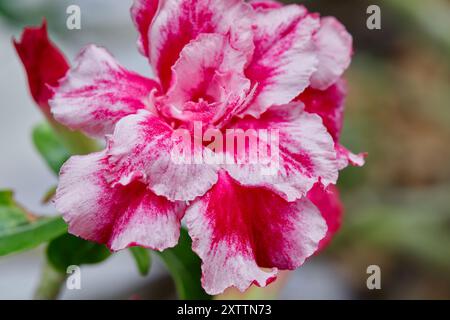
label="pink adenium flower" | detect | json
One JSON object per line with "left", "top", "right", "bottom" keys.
{"left": 15, "top": 0, "right": 365, "bottom": 295}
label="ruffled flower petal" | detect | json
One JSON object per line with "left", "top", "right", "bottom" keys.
{"left": 107, "top": 110, "right": 219, "bottom": 201}
{"left": 297, "top": 79, "right": 366, "bottom": 169}
{"left": 131, "top": 0, "right": 160, "bottom": 57}
{"left": 307, "top": 183, "right": 343, "bottom": 251}
{"left": 242, "top": 5, "right": 319, "bottom": 117}
{"left": 249, "top": 0, "right": 283, "bottom": 10}
{"left": 55, "top": 151, "right": 184, "bottom": 251}
{"left": 150, "top": 0, "right": 254, "bottom": 90}
{"left": 186, "top": 171, "right": 327, "bottom": 295}
{"left": 162, "top": 33, "right": 251, "bottom": 126}
{"left": 299, "top": 80, "right": 346, "bottom": 142}
{"left": 310, "top": 17, "right": 353, "bottom": 90}
{"left": 226, "top": 103, "right": 339, "bottom": 202}
{"left": 50, "top": 45, "right": 161, "bottom": 138}
{"left": 336, "top": 144, "right": 367, "bottom": 169}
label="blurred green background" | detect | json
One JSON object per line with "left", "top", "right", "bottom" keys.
{"left": 0, "top": 0, "right": 449, "bottom": 299}
{"left": 302, "top": 0, "right": 450, "bottom": 299}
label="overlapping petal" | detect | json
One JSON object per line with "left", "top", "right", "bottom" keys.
{"left": 150, "top": 0, "right": 254, "bottom": 90}
{"left": 225, "top": 103, "right": 339, "bottom": 202}
{"left": 186, "top": 171, "right": 327, "bottom": 295}
{"left": 55, "top": 151, "right": 184, "bottom": 251}
{"left": 307, "top": 183, "right": 343, "bottom": 251}
{"left": 242, "top": 4, "right": 319, "bottom": 117}
{"left": 297, "top": 79, "right": 366, "bottom": 169}
{"left": 249, "top": 0, "right": 282, "bottom": 10}
{"left": 299, "top": 80, "right": 346, "bottom": 142}
{"left": 131, "top": 0, "right": 160, "bottom": 57}
{"left": 336, "top": 144, "right": 366, "bottom": 169}
{"left": 49, "top": 45, "right": 161, "bottom": 138}
{"left": 310, "top": 17, "right": 353, "bottom": 90}
{"left": 161, "top": 33, "right": 251, "bottom": 126}
{"left": 106, "top": 110, "right": 219, "bottom": 201}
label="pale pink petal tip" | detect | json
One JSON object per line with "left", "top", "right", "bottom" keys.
{"left": 131, "top": 0, "right": 159, "bottom": 57}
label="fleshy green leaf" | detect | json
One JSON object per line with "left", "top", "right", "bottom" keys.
{"left": 32, "top": 122, "right": 71, "bottom": 175}
{"left": 0, "top": 190, "right": 29, "bottom": 231}
{"left": 130, "top": 247, "right": 152, "bottom": 276}
{"left": 157, "top": 228, "right": 211, "bottom": 300}
{"left": 0, "top": 190, "right": 67, "bottom": 256}
{"left": 47, "top": 233, "right": 111, "bottom": 272}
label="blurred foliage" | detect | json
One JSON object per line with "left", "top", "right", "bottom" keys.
{"left": 130, "top": 247, "right": 152, "bottom": 276}
{"left": 0, "top": 190, "right": 67, "bottom": 256}
{"left": 0, "top": 0, "right": 59, "bottom": 27}
{"left": 289, "top": 0, "right": 450, "bottom": 299}
{"left": 157, "top": 228, "right": 211, "bottom": 300}
{"left": 32, "top": 122, "right": 72, "bottom": 175}
{"left": 47, "top": 233, "right": 111, "bottom": 272}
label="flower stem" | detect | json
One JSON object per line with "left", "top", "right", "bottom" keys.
{"left": 33, "top": 260, "right": 66, "bottom": 300}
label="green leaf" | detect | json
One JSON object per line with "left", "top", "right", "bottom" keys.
{"left": 32, "top": 122, "right": 71, "bottom": 175}
{"left": 0, "top": 190, "right": 15, "bottom": 205}
{"left": 50, "top": 121, "right": 100, "bottom": 156}
{"left": 32, "top": 123, "right": 110, "bottom": 274}
{"left": 130, "top": 247, "right": 152, "bottom": 276}
{"left": 0, "top": 190, "right": 67, "bottom": 256}
{"left": 157, "top": 228, "right": 211, "bottom": 300}
{"left": 47, "top": 233, "right": 111, "bottom": 272}
{"left": 0, "top": 190, "right": 29, "bottom": 231}
{"left": 0, "top": 217, "right": 67, "bottom": 256}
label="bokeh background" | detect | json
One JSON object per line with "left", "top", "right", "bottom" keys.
{"left": 0, "top": 0, "right": 449, "bottom": 299}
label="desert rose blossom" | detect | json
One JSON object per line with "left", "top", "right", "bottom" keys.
{"left": 15, "top": 0, "right": 364, "bottom": 295}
